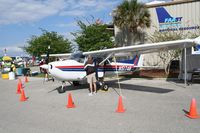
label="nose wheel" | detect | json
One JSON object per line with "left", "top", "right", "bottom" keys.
{"left": 57, "top": 81, "right": 66, "bottom": 93}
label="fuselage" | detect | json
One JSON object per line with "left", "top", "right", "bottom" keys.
{"left": 46, "top": 59, "right": 138, "bottom": 81}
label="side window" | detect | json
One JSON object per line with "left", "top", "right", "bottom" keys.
{"left": 76, "top": 57, "right": 85, "bottom": 63}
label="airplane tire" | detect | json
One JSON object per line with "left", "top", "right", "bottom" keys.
{"left": 102, "top": 84, "right": 109, "bottom": 91}
{"left": 58, "top": 87, "right": 65, "bottom": 93}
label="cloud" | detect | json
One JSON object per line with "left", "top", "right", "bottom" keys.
{"left": 0, "top": 0, "right": 170, "bottom": 25}
{"left": 0, "top": 0, "right": 121, "bottom": 25}
{"left": 139, "top": 0, "right": 170, "bottom": 3}
{"left": 59, "top": 32, "right": 75, "bottom": 41}
{"left": 0, "top": 0, "right": 66, "bottom": 25}
{"left": 55, "top": 22, "right": 77, "bottom": 28}
{"left": 60, "top": 0, "right": 120, "bottom": 16}
{"left": 59, "top": 10, "right": 86, "bottom": 17}
{"left": 0, "top": 45, "right": 27, "bottom": 56}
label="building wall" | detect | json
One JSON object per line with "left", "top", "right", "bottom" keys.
{"left": 142, "top": 1, "right": 200, "bottom": 70}
{"left": 114, "top": 1, "right": 200, "bottom": 73}
{"left": 115, "top": 0, "right": 200, "bottom": 45}
{"left": 114, "top": 0, "right": 200, "bottom": 76}
{"left": 146, "top": 0, "right": 200, "bottom": 35}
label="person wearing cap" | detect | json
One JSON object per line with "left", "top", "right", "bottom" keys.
{"left": 84, "top": 55, "right": 97, "bottom": 96}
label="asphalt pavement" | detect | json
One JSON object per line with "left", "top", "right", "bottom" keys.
{"left": 0, "top": 77, "right": 200, "bottom": 133}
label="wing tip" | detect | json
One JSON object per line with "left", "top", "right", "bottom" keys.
{"left": 194, "top": 36, "right": 200, "bottom": 45}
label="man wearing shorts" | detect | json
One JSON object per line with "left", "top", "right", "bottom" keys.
{"left": 84, "top": 55, "right": 97, "bottom": 96}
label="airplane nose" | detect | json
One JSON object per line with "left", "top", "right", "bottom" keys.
{"left": 40, "top": 64, "right": 48, "bottom": 70}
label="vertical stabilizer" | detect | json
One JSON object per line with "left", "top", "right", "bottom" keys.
{"left": 137, "top": 55, "right": 143, "bottom": 67}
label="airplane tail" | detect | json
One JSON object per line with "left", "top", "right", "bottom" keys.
{"left": 156, "top": 7, "right": 172, "bottom": 23}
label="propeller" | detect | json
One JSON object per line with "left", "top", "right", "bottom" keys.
{"left": 40, "top": 64, "right": 49, "bottom": 70}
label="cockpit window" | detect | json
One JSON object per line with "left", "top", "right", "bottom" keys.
{"left": 69, "top": 52, "right": 85, "bottom": 63}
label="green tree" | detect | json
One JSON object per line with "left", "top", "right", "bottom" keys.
{"left": 189, "top": 29, "right": 200, "bottom": 38}
{"left": 148, "top": 31, "right": 185, "bottom": 74}
{"left": 113, "top": 0, "right": 150, "bottom": 45}
{"left": 72, "top": 20, "right": 114, "bottom": 52}
{"left": 24, "top": 30, "right": 71, "bottom": 57}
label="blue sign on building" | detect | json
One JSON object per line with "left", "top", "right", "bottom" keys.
{"left": 155, "top": 7, "right": 200, "bottom": 32}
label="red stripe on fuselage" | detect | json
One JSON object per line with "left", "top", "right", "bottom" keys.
{"left": 56, "top": 66, "right": 84, "bottom": 68}
{"left": 55, "top": 65, "right": 136, "bottom": 69}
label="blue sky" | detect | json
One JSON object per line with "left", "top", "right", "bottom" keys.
{"left": 0, "top": 0, "right": 169, "bottom": 56}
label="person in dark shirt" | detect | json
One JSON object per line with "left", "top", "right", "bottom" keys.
{"left": 39, "top": 59, "right": 48, "bottom": 81}
{"left": 84, "top": 55, "right": 97, "bottom": 96}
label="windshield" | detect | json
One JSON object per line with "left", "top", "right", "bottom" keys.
{"left": 69, "top": 52, "right": 85, "bottom": 63}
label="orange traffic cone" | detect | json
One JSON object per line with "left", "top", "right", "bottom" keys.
{"left": 25, "top": 76, "right": 29, "bottom": 83}
{"left": 66, "top": 93, "right": 75, "bottom": 108}
{"left": 16, "top": 79, "right": 22, "bottom": 94}
{"left": 20, "top": 88, "right": 27, "bottom": 102}
{"left": 116, "top": 96, "right": 125, "bottom": 113}
{"left": 185, "top": 98, "right": 200, "bottom": 119}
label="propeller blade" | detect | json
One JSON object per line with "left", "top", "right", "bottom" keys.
{"left": 40, "top": 64, "right": 48, "bottom": 70}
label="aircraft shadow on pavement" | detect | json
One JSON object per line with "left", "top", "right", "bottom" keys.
{"left": 48, "top": 84, "right": 89, "bottom": 94}
{"left": 106, "top": 79, "right": 174, "bottom": 94}
{"left": 48, "top": 78, "right": 174, "bottom": 94}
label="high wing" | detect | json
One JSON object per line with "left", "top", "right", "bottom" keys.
{"left": 41, "top": 36, "right": 200, "bottom": 57}
{"left": 41, "top": 53, "right": 71, "bottom": 58}
{"left": 83, "top": 37, "right": 200, "bottom": 56}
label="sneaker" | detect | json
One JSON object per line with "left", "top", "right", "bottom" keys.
{"left": 88, "top": 93, "right": 93, "bottom": 96}
{"left": 93, "top": 92, "right": 97, "bottom": 95}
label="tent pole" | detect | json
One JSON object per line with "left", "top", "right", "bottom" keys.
{"left": 184, "top": 48, "right": 187, "bottom": 87}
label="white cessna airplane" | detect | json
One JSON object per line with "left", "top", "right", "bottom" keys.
{"left": 41, "top": 37, "right": 200, "bottom": 92}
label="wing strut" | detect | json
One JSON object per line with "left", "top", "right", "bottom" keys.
{"left": 113, "top": 55, "right": 122, "bottom": 96}
{"left": 99, "top": 53, "right": 114, "bottom": 65}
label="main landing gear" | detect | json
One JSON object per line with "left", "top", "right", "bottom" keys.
{"left": 57, "top": 80, "right": 109, "bottom": 93}
{"left": 98, "top": 82, "right": 109, "bottom": 91}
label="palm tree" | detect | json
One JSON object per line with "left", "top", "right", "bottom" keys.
{"left": 113, "top": 0, "right": 151, "bottom": 46}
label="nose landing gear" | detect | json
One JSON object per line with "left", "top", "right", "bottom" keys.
{"left": 57, "top": 81, "right": 66, "bottom": 93}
